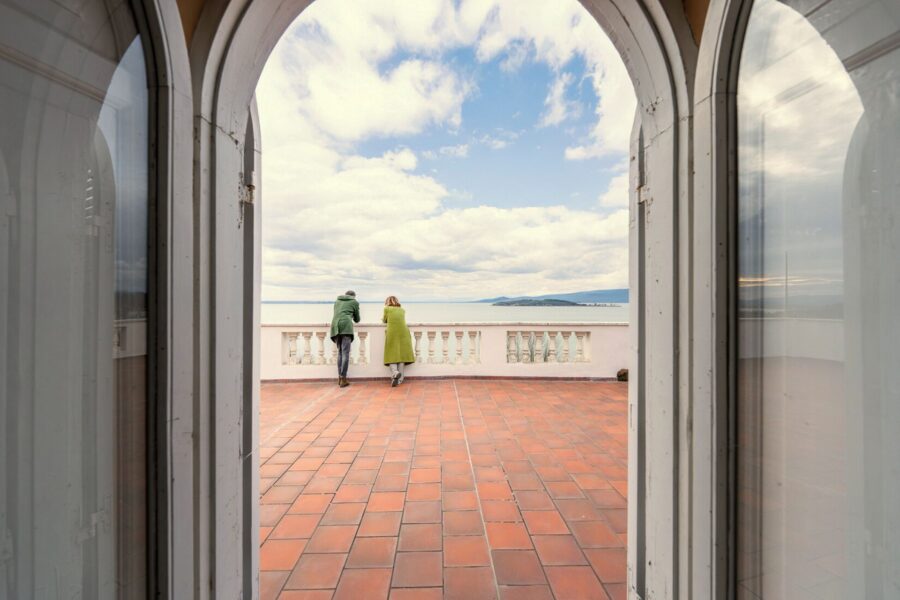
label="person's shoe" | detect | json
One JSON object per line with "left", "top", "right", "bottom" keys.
{"left": 391, "top": 373, "right": 400, "bottom": 387}
{"left": 339, "top": 377, "right": 350, "bottom": 388}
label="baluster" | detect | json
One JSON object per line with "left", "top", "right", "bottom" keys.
{"left": 282, "top": 333, "right": 294, "bottom": 365}
{"left": 414, "top": 331, "right": 423, "bottom": 362}
{"left": 547, "top": 331, "right": 557, "bottom": 362}
{"left": 533, "top": 331, "right": 544, "bottom": 363}
{"left": 507, "top": 332, "right": 517, "bottom": 363}
{"left": 467, "top": 331, "right": 478, "bottom": 364}
{"left": 292, "top": 333, "right": 302, "bottom": 364}
{"left": 455, "top": 331, "right": 464, "bottom": 364}
{"left": 282, "top": 333, "right": 297, "bottom": 365}
{"left": 561, "top": 332, "right": 571, "bottom": 363}
{"left": 575, "top": 332, "right": 586, "bottom": 362}
{"left": 519, "top": 332, "right": 531, "bottom": 364}
{"left": 302, "top": 332, "right": 313, "bottom": 364}
{"left": 358, "top": 331, "right": 368, "bottom": 365}
{"left": 316, "top": 332, "right": 326, "bottom": 364}
{"left": 427, "top": 331, "right": 437, "bottom": 363}
{"left": 441, "top": 331, "right": 450, "bottom": 364}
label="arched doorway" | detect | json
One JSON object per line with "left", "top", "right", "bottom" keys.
{"left": 185, "top": 0, "right": 696, "bottom": 597}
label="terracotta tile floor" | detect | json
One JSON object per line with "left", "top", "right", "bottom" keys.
{"left": 259, "top": 379, "right": 627, "bottom": 600}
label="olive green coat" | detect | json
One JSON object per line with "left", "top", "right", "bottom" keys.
{"left": 382, "top": 306, "right": 415, "bottom": 365}
{"left": 330, "top": 295, "right": 360, "bottom": 341}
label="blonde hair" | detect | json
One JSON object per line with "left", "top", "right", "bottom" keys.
{"left": 385, "top": 296, "right": 401, "bottom": 307}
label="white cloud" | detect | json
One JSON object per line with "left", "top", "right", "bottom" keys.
{"left": 540, "top": 72, "right": 579, "bottom": 127}
{"left": 256, "top": 0, "right": 635, "bottom": 300}
{"left": 439, "top": 144, "right": 469, "bottom": 158}
{"left": 261, "top": 2, "right": 475, "bottom": 144}
{"left": 457, "top": 0, "right": 637, "bottom": 157}
{"left": 598, "top": 169, "right": 630, "bottom": 208}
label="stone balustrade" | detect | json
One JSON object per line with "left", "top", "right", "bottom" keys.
{"left": 261, "top": 322, "right": 628, "bottom": 380}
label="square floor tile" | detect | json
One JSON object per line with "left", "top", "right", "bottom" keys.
{"left": 514, "top": 491, "right": 555, "bottom": 511}
{"left": 443, "top": 511, "right": 484, "bottom": 536}
{"left": 443, "top": 567, "right": 496, "bottom": 600}
{"left": 358, "top": 511, "right": 402, "bottom": 537}
{"left": 305, "top": 525, "right": 357, "bottom": 553}
{"left": 368, "top": 492, "right": 406, "bottom": 512}
{"left": 584, "top": 548, "right": 626, "bottom": 583}
{"left": 492, "top": 550, "right": 547, "bottom": 585}
{"left": 402, "top": 501, "right": 442, "bottom": 524}
{"left": 333, "top": 568, "right": 392, "bottom": 600}
{"left": 442, "top": 491, "right": 479, "bottom": 511}
{"left": 398, "top": 523, "right": 442, "bottom": 551}
{"left": 407, "top": 483, "right": 441, "bottom": 501}
{"left": 545, "top": 566, "right": 609, "bottom": 600}
{"left": 260, "top": 539, "right": 307, "bottom": 571}
{"left": 443, "top": 536, "right": 490, "bottom": 567}
{"left": 320, "top": 502, "right": 366, "bottom": 526}
{"left": 569, "top": 521, "right": 622, "bottom": 548}
{"left": 271, "top": 514, "right": 321, "bottom": 539}
{"left": 522, "top": 511, "right": 569, "bottom": 535}
{"left": 289, "top": 494, "right": 334, "bottom": 515}
{"left": 532, "top": 535, "right": 587, "bottom": 566}
{"left": 481, "top": 501, "right": 521, "bottom": 522}
{"left": 392, "top": 552, "right": 443, "bottom": 588}
{"left": 346, "top": 537, "right": 397, "bottom": 568}
{"left": 486, "top": 522, "right": 532, "bottom": 549}
{"left": 284, "top": 553, "right": 347, "bottom": 590}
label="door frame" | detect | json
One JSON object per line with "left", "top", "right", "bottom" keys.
{"left": 135, "top": 0, "right": 759, "bottom": 596}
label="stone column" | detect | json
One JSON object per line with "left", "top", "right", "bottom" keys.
{"left": 316, "top": 332, "right": 326, "bottom": 364}
{"left": 427, "top": 331, "right": 437, "bottom": 363}
{"left": 441, "top": 331, "right": 450, "bottom": 364}
{"left": 533, "top": 331, "right": 544, "bottom": 363}
{"left": 358, "top": 331, "right": 368, "bottom": 365}
{"left": 302, "top": 332, "right": 313, "bottom": 364}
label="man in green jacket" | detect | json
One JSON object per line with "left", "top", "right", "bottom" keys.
{"left": 330, "top": 290, "right": 360, "bottom": 387}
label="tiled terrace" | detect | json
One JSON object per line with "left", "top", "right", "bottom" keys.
{"left": 259, "top": 379, "right": 628, "bottom": 600}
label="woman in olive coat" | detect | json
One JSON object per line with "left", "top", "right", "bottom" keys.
{"left": 382, "top": 296, "right": 415, "bottom": 386}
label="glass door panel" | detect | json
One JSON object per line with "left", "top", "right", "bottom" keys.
{"left": 737, "top": 0, "right": 900, "bottom": 598}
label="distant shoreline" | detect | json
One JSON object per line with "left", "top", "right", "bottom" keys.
{"left": 262, "top": 300, "right": 486, "bottom": 304}
{"left": 262, "top": 300, "right": 627, "bottom": 305}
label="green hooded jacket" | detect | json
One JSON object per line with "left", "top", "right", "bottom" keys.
{"left": 330, "top": 295, "right": 360, "bottom": 341}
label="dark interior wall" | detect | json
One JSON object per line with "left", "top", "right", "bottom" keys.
{"left": 175, "top": 0, "right": 712, "bottom": 46}
{"left": 176, "top": 0, "right": 205, "bottom": 44}
{"left": 684, "top": 0, "right": 711, "bottom": 42}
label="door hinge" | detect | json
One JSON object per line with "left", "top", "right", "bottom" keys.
{"left": 240, "top": 183, "right": 255, "bottom": 206}
{"left": 637, "top": 185, "right": 652, "bottom": 206}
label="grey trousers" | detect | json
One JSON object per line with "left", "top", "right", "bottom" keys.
{"left": 335, "top": 334, "right": 352, "bottom": 378}
{"left": 389, "top": 363, "right": 405, "bottom": 380}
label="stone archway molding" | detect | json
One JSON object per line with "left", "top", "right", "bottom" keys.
{"left": 145, "top": 0, "right": 737, "bottom": 597}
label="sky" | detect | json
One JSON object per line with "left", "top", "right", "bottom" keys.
{"left": 256, "top": 0, "right": 636, "bottom": 302}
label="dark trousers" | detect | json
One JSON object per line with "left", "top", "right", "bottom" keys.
{"left": 335, "top": 334, "right": 352, "bottom": 378}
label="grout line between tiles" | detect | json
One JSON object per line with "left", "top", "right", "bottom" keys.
{"left": 452, "top": 379, "right": 504, "bottom": 599}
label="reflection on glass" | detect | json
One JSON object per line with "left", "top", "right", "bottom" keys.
{"left": 0, "top": 1, "right": 148, "bottom": 598}
{"left": 737, "top": 0, "right": 900, "bottom": 598}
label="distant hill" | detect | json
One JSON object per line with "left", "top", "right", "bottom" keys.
{"left": 493, "top": 298, "right": 583, "bottom": 307}
{"left": 477, "top": 289, "right": 628, "bottom": 304}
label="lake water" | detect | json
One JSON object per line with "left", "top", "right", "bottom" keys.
{"left": 262, "top": 302, "right": 630, "bottom": 324}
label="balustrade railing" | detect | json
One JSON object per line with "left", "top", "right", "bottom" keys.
{"left": 505, "top": 330, "right": 590, "bottom": 363}
{"left": 261, "top": 322, "right": 626, "bottom": 380}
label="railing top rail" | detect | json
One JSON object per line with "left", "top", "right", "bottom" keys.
{"left": 263, "top": 321, "right": 629, "bottom": 328}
